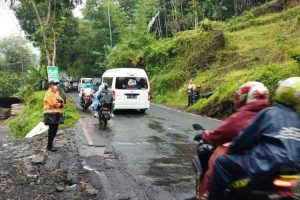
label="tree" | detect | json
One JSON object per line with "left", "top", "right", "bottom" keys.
{"left": 7, "top": 0, "right": 82, "bottom": 66}
{"left": 0, "top": 36, "right": 33, "bottom": 73}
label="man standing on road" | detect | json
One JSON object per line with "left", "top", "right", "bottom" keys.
{"left": 43, "top": 81, "right": 64, "bottom": 152}
{"left": 188, "top": 79, "right": 196, "bottom": 106}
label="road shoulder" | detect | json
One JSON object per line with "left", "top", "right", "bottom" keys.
{"left": 0, "top": 127, "right": 98, "bottom": 199}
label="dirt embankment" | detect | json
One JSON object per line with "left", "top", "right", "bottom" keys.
{"left": 0, "top": 126, "right": 98, "bottom": 200}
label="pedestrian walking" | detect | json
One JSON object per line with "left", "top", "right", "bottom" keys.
{"left": 188, "top": 79, "right": 195, "bottom": 106}
{"left": 43, "top": 81, "right": 64, "bottom": 152}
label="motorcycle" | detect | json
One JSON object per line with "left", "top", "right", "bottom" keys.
{"left": 97, "top": 102, "right": 112, "bottom": 129}
{"left": 80, "top": 88, "right": 93, "bottom": 111}
{"left": 191, "top": 124, "right": 300, "bottom": 200}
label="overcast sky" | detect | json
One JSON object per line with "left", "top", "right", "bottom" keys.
{"left": 0, "top": 0, "right": 23, "bottom": 39}
{"left": 0, "top": 0, "right": 84, "bottom": 55}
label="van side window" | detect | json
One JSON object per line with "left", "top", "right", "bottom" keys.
{"left": 116, "top": 77, "right": 148, "bottom": 90}
{"left": 103, "top": 77, "right": 113, "bottom": 88}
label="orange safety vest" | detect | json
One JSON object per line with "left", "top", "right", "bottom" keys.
{"left": 43, "top": 89, "right": 64, "bottom": 113}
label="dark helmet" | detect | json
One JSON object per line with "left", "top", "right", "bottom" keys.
{"left": 103, "top": 82, "right": 109, "bottom": 90}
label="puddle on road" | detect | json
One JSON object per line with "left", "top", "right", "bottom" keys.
{"left": 166, "top": 132, "right": 187, "bottom": 141}
{"left": 147, "top": 135, "right": 166, "bottom": 143}
{"left": 148, "top": 116, "right": 167, "bottom": 121}
{"left": 148, "top": 120, "right": 166, "bottom": 133}
{"left": 145, "top": 143, "right": 197, "bottom": 192}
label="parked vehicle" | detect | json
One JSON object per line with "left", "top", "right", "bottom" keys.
{"left": 70, "top": 81, "right": 79, "bottom": 92}
{"left": 63, "top": 80, "right": 72, "bottom": 93}
{"left": 191, "top": 124, "right": 300, "bottom": 200}
{"left": 80, "top": 88, "right": 93, "bottom": 111}
{"left": 101, "top": 68, "right": 150, "bottom": 113}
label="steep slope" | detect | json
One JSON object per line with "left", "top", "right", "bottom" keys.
{"left": 149, "top": 1, "right": 300, "bottom": 118}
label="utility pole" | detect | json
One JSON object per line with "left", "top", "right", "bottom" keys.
{"left": 107, "top": 0, "right": 113, "bottom": 47}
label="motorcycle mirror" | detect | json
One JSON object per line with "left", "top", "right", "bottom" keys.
{"left": 192, "top": 124, "right": 205, "bottom": 131}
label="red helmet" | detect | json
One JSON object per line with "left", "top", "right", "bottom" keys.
{"left": 233, "top": 81, "right": 269, "bottom": 108}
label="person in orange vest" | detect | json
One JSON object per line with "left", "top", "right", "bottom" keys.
{"left": 43, "top": 81, "right": 64, "bottom": 152}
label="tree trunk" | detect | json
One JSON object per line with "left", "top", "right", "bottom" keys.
{"left": 163, "top": 0, "right": 168, "bottom": 36}
{"left": 234, "top": 0, "right": 238, "bottom": 15}
{"left": 51, "top": 0, "right": 57, "bottom": 66}
{"left": 52, "top": 27, "right": 57, "bottom": 66}
{"left": 107, "top": 0, "right": 113, "bottom": 47}
{"left": 31, "top": 0, "right": 52, "bottom": 66}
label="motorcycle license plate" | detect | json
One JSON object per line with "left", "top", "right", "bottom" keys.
{"left": 102, "top": 111, "right": 110, "bottom": 114}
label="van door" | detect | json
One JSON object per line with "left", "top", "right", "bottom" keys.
{"left": 114, "top": 77, "right": 149, "bottom": 106}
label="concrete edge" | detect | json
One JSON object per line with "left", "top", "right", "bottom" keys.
{"left": 151, "top": 103, "right": 223, "bottom": 123}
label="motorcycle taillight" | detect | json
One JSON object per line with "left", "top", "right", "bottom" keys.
{"left": 273, "top": 179, "right": 298, "bottom": 187}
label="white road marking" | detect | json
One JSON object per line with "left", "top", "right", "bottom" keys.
{"left": 79, "top": 118, "right": 94, "bottom": 146}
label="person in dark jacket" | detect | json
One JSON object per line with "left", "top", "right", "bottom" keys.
{"left": 194, "top": 85, "right": 201, "bottom": 102}
{"left": 97, "top": 83, "right": 114, "bottom": 116}
{"left": 193, "top": 81, "right": 270, "bottom": 199}
{"left": 43, "top": 81, "right": 64, "bottom": 152}
{"left": 208, "top": 77, "right": 300, "bottom": 200}
{"left": 188, "top": 79, "right": 196, "bottom": 106}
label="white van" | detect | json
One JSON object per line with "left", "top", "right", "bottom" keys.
{"left": 101, "top": 68, "right": 150, "bottom": 113}
{"left": 78, "top": 78, "right": 93, "bottom": 92}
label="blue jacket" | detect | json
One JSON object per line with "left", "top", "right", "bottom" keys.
{"left": 228, "top": 104, "right": 300, "bottom": 176}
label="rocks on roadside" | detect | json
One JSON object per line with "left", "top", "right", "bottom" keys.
{"left": 31, "top": 154, "right": 45, "bottom": 165}
{"left": 56, "top": 185, "right": 65, "bottom": 192}
{"left": 85, "top": 183, "right": 98, "bottom": 195}
{"left": 0, "top": 127, "right": 97, "bottom": 200}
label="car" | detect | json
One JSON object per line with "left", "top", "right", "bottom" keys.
{"left": 101, "top": 68, "right": 150, "bottom": 113}
{"left": 70, "top": 81, "right": 79, "bottom": 92}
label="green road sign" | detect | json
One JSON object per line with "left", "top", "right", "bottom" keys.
{"left": 47, "top": 66, "right": 60, "bottom": 83}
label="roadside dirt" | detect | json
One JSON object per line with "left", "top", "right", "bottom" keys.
{"left": 0, "top": 125, "right": 98, "bottom": 200}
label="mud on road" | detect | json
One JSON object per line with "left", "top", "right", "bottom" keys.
{"left": 0, "top": 125, "right": 98, "bottom": 200}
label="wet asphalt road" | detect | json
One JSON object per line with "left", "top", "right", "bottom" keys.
{"left": 69, "top": 93, "right": 220, "bottom": 200}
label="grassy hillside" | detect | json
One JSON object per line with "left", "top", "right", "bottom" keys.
{"left": 149, "top": 1, "right": 300, "bottom": 119}
{"left": 6, "top": 91, "right": 80, "bottom": 138}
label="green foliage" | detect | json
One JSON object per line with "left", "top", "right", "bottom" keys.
{"left": 0, "top": 36, "right": 34, "bottom": 73}
{"left": 6, "top": 91, "right": 80, "bottom": 138}
{"left": 147, "top": 3, "right": 300, "bottom": 118}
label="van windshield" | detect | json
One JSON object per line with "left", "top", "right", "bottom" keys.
{"left": 115, "top": 77, "right": 148, "bottom": 90}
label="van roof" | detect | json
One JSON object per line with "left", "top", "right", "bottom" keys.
{"left": 102, "top": 68, "right": 147, "bottom": 77}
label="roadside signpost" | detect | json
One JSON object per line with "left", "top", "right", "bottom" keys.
{"left": 47, "top": 66, "right": 60, "bottom": 83}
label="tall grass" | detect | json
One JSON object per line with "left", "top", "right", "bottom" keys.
{"left": 6, "top": 91, "right": 80, "bottom": 138}
{"left": 149, "top": 4, "right": 300, "bottom": 118}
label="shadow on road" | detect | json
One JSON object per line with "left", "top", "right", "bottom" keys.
{"left": 114, "top": 109, "right": 147, "bottom": 116}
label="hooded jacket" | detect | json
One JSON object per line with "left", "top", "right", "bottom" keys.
{"left": 202, "top": 100, "right": 270, "bottom": 146}
{"left": 228, "top": 104, "right": 300, "bottom": 176}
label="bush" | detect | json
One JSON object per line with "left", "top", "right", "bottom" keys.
{"left": 6, "top": 91, "right": 80, "bottom": 138}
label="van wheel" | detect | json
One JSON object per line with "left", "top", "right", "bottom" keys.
{"left": 140, "top": 109, "right": 146, "bottom": 114}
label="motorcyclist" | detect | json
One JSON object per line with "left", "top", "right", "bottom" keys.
{"left": 208, "top": 77, "right": 300, "bottom": 200}
{"left": 79, "top": 80, "right": 94, "bottom": 104}
{"left": 193, "top": 81, "right": 270, "bottom": 199}
{"left": 92, "top": 84, "right": 104, "bottom": 117}
{"left": 97, "top": 83, "right": 114, "bottom": 117}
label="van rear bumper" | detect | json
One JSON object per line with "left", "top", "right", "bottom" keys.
{"left": 114, "top": 102, "right": 150, "bottom": 110}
